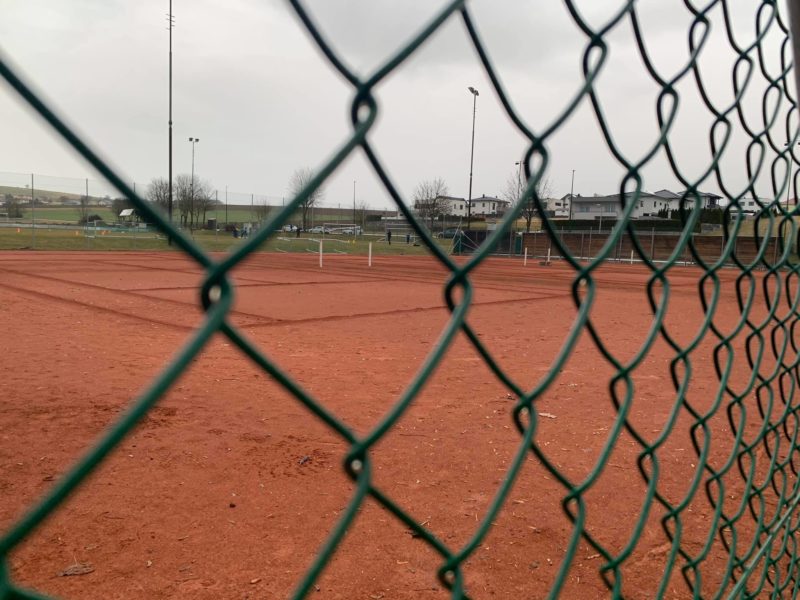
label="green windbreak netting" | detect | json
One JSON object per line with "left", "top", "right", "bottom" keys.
{"left": 3, "top": 0, "right": 800, "bottom": 598}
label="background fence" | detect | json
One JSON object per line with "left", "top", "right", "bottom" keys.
{"left": 519, "top": 230, "right": 793, "bottom": 268}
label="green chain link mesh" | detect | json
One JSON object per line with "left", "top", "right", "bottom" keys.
{"left": 3, "top": 0, "right": 800, "bottom": 597}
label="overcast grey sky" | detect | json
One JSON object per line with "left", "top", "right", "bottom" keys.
{"left": 0, "top": 1, "right": 795, "bottom": 209}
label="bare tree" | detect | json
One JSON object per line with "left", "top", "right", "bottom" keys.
{"left": 413, "top": 177, "right": 450, "bottom": 231}
{"left": 76, "top": 194, "right": 90, "bottom": 224}
{"left": 3, "top": 194, "right": 23, "bottom": 219}
{"left": 355, "top": 200, "right": 370, "bottom": 230}
{"left": 194, "top": 183, "right": 216, "bottom": 228}
{"left": 503, "top": 171, "right": 552, "bottom": 233}
{"left": 175, "top": 174, "right": 192, "bottom": 228}
{"left": 173, "top": 174, "right": 214, "bottom": 229}
{"left": 288, "top": 167, "right": 325, "bottom": 230}
{"left": 254, "top": 198, "right": 272, "bottom": 224}
{"left": 146, "top": 177, "right": 171, "bottom": 214}
{"left": 111, "top": 197, "right": 133, "bottom": 221}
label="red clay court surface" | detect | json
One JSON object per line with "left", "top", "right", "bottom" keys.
{"left": 0, "top": 251, "right": 787, "bottom": 598}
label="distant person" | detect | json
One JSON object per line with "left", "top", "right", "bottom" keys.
{"left": 387, "top": 230, "right": 392, "bottom": 245}
{"left": 296, "top": 226, "right": 300, "bottom": 238}
{"left": 406, "top": 233, "right": 410, "bottom": 244}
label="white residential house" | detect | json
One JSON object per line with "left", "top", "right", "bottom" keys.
{"left": 420, "top": 195, "right": 510, "bottom": 218}
{"left": 571, "top": 189, "right": 724, "bottom": 220}
{"left": 714, "top": 195, "right": 781, "bottom": 215}
{"left": 541, "top": 195, "right": 571, "bottom": 218}
{"left": 413, "top": 195, "right": 464, "bottom": 218}
{"left": 655, "top": 189, "right": 723, "bottom": 212}
{"left": 731, "top": 197, "right": 763, "bottom": 215}
{"left": 572, "top": 192, "right": 672, "bottom": 220}
{"left": 468, "top": 194, "right": 509, "bottom": 216}
{"left": 440, "top": 195, "right": 468, "bottom": 217}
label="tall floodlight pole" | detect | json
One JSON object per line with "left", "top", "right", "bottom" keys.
{"left": 353, "top": 180, "right": 356, "bottom": 228}
{"left": 167, "top": 2, "right": 175, "bottom": 244}
{"left": 189, "top": 137, "right": 199, "bottom": 230}
{"left": 515, "top": 160, "right": 523, "bottom": 232}
{"left": 569, "top": 169, "right": 575, "bottom": 222}
{"left": 467, "top": 86, "right": 479, "bottom": 230}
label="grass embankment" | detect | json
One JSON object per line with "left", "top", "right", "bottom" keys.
{"left": 14, "top": 206, "right": 265, "bottom": 224}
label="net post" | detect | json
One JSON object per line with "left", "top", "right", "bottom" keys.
{"left": 524, "top": 247, "right": 528, "bottom": 266}
{"left": 368, "top": 242, "right": 372, "bottom": 267}
{"left": 30, "top": 173, "right": 35, "bottom": 249}
{"left": 319, "top": 240, "right": 323, "bottom": 268}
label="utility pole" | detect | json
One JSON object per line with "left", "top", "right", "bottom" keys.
{"left": 569, "top": 169, "right": 575, "bottom": 223}
{"left": 189, "top": 137, "right": 199, "bottom": 231}
{"left": 353, "top": 180, "right": 356, "bottom": 228}
{"left": 167, "top": 1, "right": 175, "bottom": 243}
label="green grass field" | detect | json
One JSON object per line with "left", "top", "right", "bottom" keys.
{"left": 16, "top": 207, "right": 117, "bottom": 222}
{"left": 9, "top": 205, "right": 377, "bottom": 227}
{"left": 0, "top": 227, "right": 454, "bottom": 255}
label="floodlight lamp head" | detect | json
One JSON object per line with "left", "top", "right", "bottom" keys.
{"left": 468, "top": 86, "right": 479, "bottom": 96}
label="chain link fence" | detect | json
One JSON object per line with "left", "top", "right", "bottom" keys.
{"left": 3, "top": 0, "right": 800, "bottom": 598}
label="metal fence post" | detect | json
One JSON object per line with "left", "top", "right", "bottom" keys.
{"left": 650, "top": 228, "right": 655, "bottom": 263}
{"left": 721, "top": 232, "right": 725, "bottom": 265}
{"left": 588, "top": 229, "right": 593, "bottom": 262}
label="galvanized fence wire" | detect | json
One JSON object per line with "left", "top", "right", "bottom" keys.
{"left": 2, "top": 0, "right": 800, "bottom": 598}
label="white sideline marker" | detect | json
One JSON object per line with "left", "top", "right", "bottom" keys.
{"left": 368, "top": 242, "right": 372, "bottom": 267}
{"left": 319, "top": 240, "right": 323, "bottom": 268}
{"left": 524, "top": 247, "right": 528, "bottom": 266}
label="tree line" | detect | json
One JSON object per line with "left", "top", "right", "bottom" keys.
{"left": 135, "top": 174, "right": 217, "bottom": 230}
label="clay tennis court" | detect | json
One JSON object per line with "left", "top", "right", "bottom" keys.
{"left": 0, "top": 251, "right": 783, "bottom": 598}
